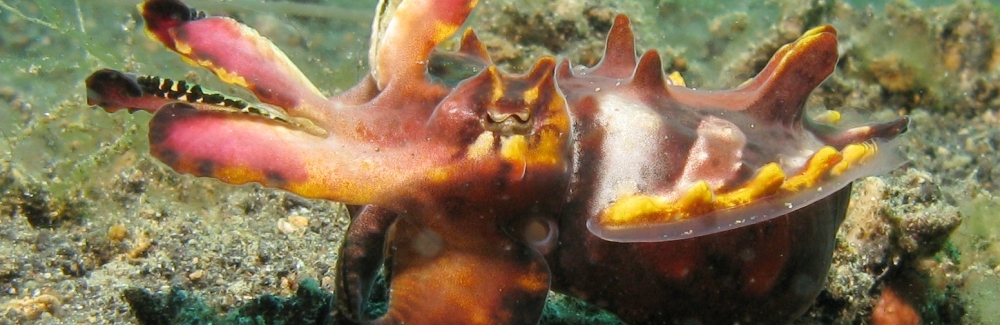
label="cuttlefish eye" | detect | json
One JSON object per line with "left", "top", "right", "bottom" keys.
{"left": 484, "top": 108, "right": 532, "bottom": 135}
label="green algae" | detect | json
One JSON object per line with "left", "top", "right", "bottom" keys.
{"left": 124, "top": 279, "right": 335, "bottom": 325}
{"left": 951, "top": 195, "right": 1000, "bottom": 324}
{"left": 955, "top": 195, "right": 1000, "bottom": 270}
{"left": 959, "top": 271, "right": 1000, "bottom": 325}
{"left": 121, "top": 278, "right": 622, "bottom": 325}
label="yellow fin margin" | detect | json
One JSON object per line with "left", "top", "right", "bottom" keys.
{"left": 599, "top": 144, "right": 880, "bottom": 227}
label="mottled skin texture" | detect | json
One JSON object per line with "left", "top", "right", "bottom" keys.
{"left": 554, "top": 185, "right": 850, "bottom": 323}
{"left": 83, "top": 0, "right": 909, "bottom": 324}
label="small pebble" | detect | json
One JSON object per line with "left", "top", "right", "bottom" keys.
{"left": 188, "top": 270, "right": 205, "bottom": 281}
{"left": 278, "top": 215, "right": 310, "bottom": 234}
{"left": 277, "top": 220, "right": 298, "bottom": 235}
{"left": 107, "top": 224, "right": 128, "bottom": 242}
{"left": 288, "top": 215, "right": 309, "bottom": 228}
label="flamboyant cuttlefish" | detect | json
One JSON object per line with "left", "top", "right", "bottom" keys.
{"left": 84, "top": 0, "right": 910, "bottom": 324}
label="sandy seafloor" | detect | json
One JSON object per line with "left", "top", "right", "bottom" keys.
{"left": 2, "top": 0, "right": 1000, "bottom": 324}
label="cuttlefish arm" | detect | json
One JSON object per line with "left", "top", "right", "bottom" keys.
{"left": 83, "top": 0, "right": 476, "bottom": 207}
{"left": 138, "top": 0, "right": 332, "bottom": 125}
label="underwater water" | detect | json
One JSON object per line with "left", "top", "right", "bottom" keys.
{"left": 1, "top": 0, "right": 998, "bottom": 324}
